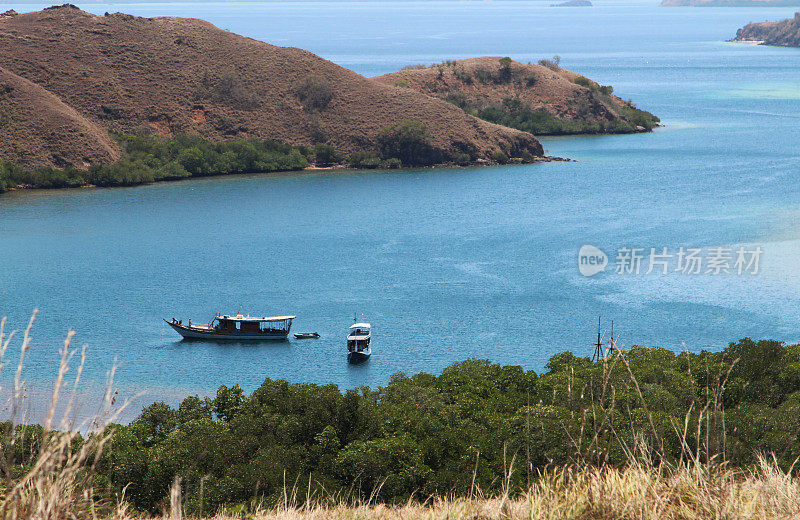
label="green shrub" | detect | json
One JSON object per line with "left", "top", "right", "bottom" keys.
{"left": 451, "top": 152, "right": 472, "bottom": 165}
{"left": 473, "top": 67, "right": 493, "bottom": 84}
{"left": 377, "top": 120, "right": 442, "bottom": 167}
{"left": 599, "top": 85, "right": 614, "bottom": 96}
{"left": 490, "top": 150, "right": 509, "bottom": 164}
{"left": 295, "top": 76, "right": 335, "bottom": 112}
{"left": 473, "top": 96, "right": 657, "bottom": 136}
{"left": 573, "top": 76, "right": 594, "bottom": 89}
{"left": 444, "top": 91, "right": 471, "bottom": 111}
{"left": 313, "top": 144, "right": 341, "bottom": 167}
{"left": 196, "top": 71, "right": 259, "bottom": 110}
{"left": 498, "top": 57, "right": 513, "bottom": 83}
{"left": 0, "top": 134, "right": 309, "bottom": 192}
{"left": 348, "top": 150, "right": 382, "bottom": 169}
{"left": 382, "top": 157, "right": 402, "bottom": 169}
{"left": 538, "top": 55, "right": 561, "bottom": 71}
{"left": 453, "top": 67, "right": 473, "bottom": 84}
{"left": 573, "top": 77, "right": 614, "bottom": 97}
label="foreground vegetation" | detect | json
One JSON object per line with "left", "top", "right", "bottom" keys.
{"left": 97, "top": 337, "right": 800, "bottom": 514}
{"left": 0, "top": 324, "right": 800, "bottom": 518}
{"left": 155, "top": 458, "right": 800, "bottom": 520}
{"left": 3, "top": 318, "right": 800, "bottom": 518}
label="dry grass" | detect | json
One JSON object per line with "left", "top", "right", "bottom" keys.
{"left": 0, "top": 311, "right": 132, "bottom": 520}
{"left": 176, "top": 458, "right": 800, "bottom": 520}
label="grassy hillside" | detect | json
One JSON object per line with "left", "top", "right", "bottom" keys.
{"left": 0, "top": 66, "right": 120, "bottom": 169}
{"left": 374, "top": 57, "right": 659, "bottom": 135}
{"left": 0, "top": 6, "right": 543, "bottom": 173}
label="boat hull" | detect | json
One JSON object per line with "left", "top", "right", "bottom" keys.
{"left": 347, "top": 349, "right": 371, "bottom": 363}
{"left": 165, "top": 320, "right": 289, "bottom": 340}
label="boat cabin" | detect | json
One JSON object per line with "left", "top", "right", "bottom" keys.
{"left": 349, "top": 322, "right": 371, "bottom": 336}
{"left": 213, "top": 314, "right": 295, "bottom": 334}
{"left": 347, "top": 322, "right": 371, "bottom": 351}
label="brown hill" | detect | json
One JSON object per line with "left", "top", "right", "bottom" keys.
{"left": 0, "top": 5, "right": 543, "bottom": 167}
{"left": 662, "top": 0, "right": 800, "bottom": 6}
{"left": 0, "top": 66, "right": 120, "bottom": 169}
{"left": 732, "top": 12, "right": 800, "bottom": 46}
{"left": 373, "top": 57, "right": 659, "bottom": 135}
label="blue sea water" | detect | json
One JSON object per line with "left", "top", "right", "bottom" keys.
{"left": 1, "top": 0, "right": 800, "bottom": 416}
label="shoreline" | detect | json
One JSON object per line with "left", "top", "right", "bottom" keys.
{"left": 0, "top": 155, "right": 566, "bottom": 195}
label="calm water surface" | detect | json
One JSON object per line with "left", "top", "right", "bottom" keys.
{"left": 2, "top": 0, "right": 800, "bottom": 415}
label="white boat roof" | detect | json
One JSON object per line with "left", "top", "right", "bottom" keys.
{"left": 218, "top": 314, "right": 296, "bottom": 322}
{"left": 350, "top": 323, "right": 371, "bottom": 329}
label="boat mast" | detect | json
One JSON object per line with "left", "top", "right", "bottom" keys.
{"left": 608, "top": 320, "right": 617, "bottom": 357}
{"left": 592, "top": 316, "right": 603, "bottom": 362}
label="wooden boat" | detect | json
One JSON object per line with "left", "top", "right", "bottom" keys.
{"left": 347, "top": 322, "right": 371, "bottom": 363}
{"left": 165, "top": 314, "right": 295, "bottom": 340}
{"left": 294, "top": 332, "right": 320, "bottom": 339}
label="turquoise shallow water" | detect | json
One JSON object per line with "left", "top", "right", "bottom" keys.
{"left": 1, "top": 0, "right": 800, "bottom": 413}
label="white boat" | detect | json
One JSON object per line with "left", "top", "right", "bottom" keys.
{"left": 347, "top": 322, "right": 371, "bottom": 363}
{"left": 165, "top": 314, "right": 295, "bottom": 340}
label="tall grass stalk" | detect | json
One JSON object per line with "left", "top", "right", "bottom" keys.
{"left": 0, "top": 312, "right": 131, "bottom": 520}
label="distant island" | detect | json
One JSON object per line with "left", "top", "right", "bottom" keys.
{"left": 551, "top": 0, "right": 592, "bottom": 6}
{"left": 374, "top": 57, "right": 659, "bottom": 136}
{"left": 0, "top": 6, "right": 661, "bottom": 193}
{"left": 0, "top": 5, "right": 550, "bottom": 192}
{"left": 732, "top": 12, "right": 800, "bottom": 45}
{"left": 661, "top": 0, "right": 800, "bottom": 6}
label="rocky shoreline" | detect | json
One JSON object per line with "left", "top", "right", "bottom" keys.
{"left": 732, "top": 12, "right": 800, "bottom": 46}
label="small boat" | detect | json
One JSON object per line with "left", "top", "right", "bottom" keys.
{"left": 294, "top": 332, "right": 320, "bottom": 339}
{"left": 165, "top": 314, "right": 295, "bottom": 340}
{"left": 347, "top": 322, "right": 371, "bottom": 363}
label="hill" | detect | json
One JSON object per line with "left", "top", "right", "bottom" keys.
{"left": 732, "top": 12, "right": 800, "bottom": 45}
{"left": 662, "top": 0, "right": 800, "bottom": 6}
{"left": 0, "top": 5, "right": 544, "bottom": 174}
{"left": 551, "top": 0, "right": 593, "bottom": 6}
{"left": 374, "top": 57, "right": 659, "bottom": 135}
{"left": 0, "top": 66, "right": 120, "bottom": 169}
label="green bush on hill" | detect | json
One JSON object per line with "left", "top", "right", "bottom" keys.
{"left": 0, "top": 134, "right": 310, "bottom": 192}
{"left": 538, "top": 55, "right": 561, "bottom": 71}
{"left": 313, "top": 143, "right": 342, "bottom": 166}
{"left": 295, "top": 76, "right": 335, "bottom": 112}
{"left": 348, "top": 150, "right": 383, "bottom": 169}
{"left": 84, "top": 338, "right": 800, "bottom": 515}
{"left": 196, "top": 71, "right": 260, "bottom": 110}
{"left": 476, "top": 97, "right": 658, "bottom": 135}
{"left": 377, "top": 120, "right": 443, "bottom": 167}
